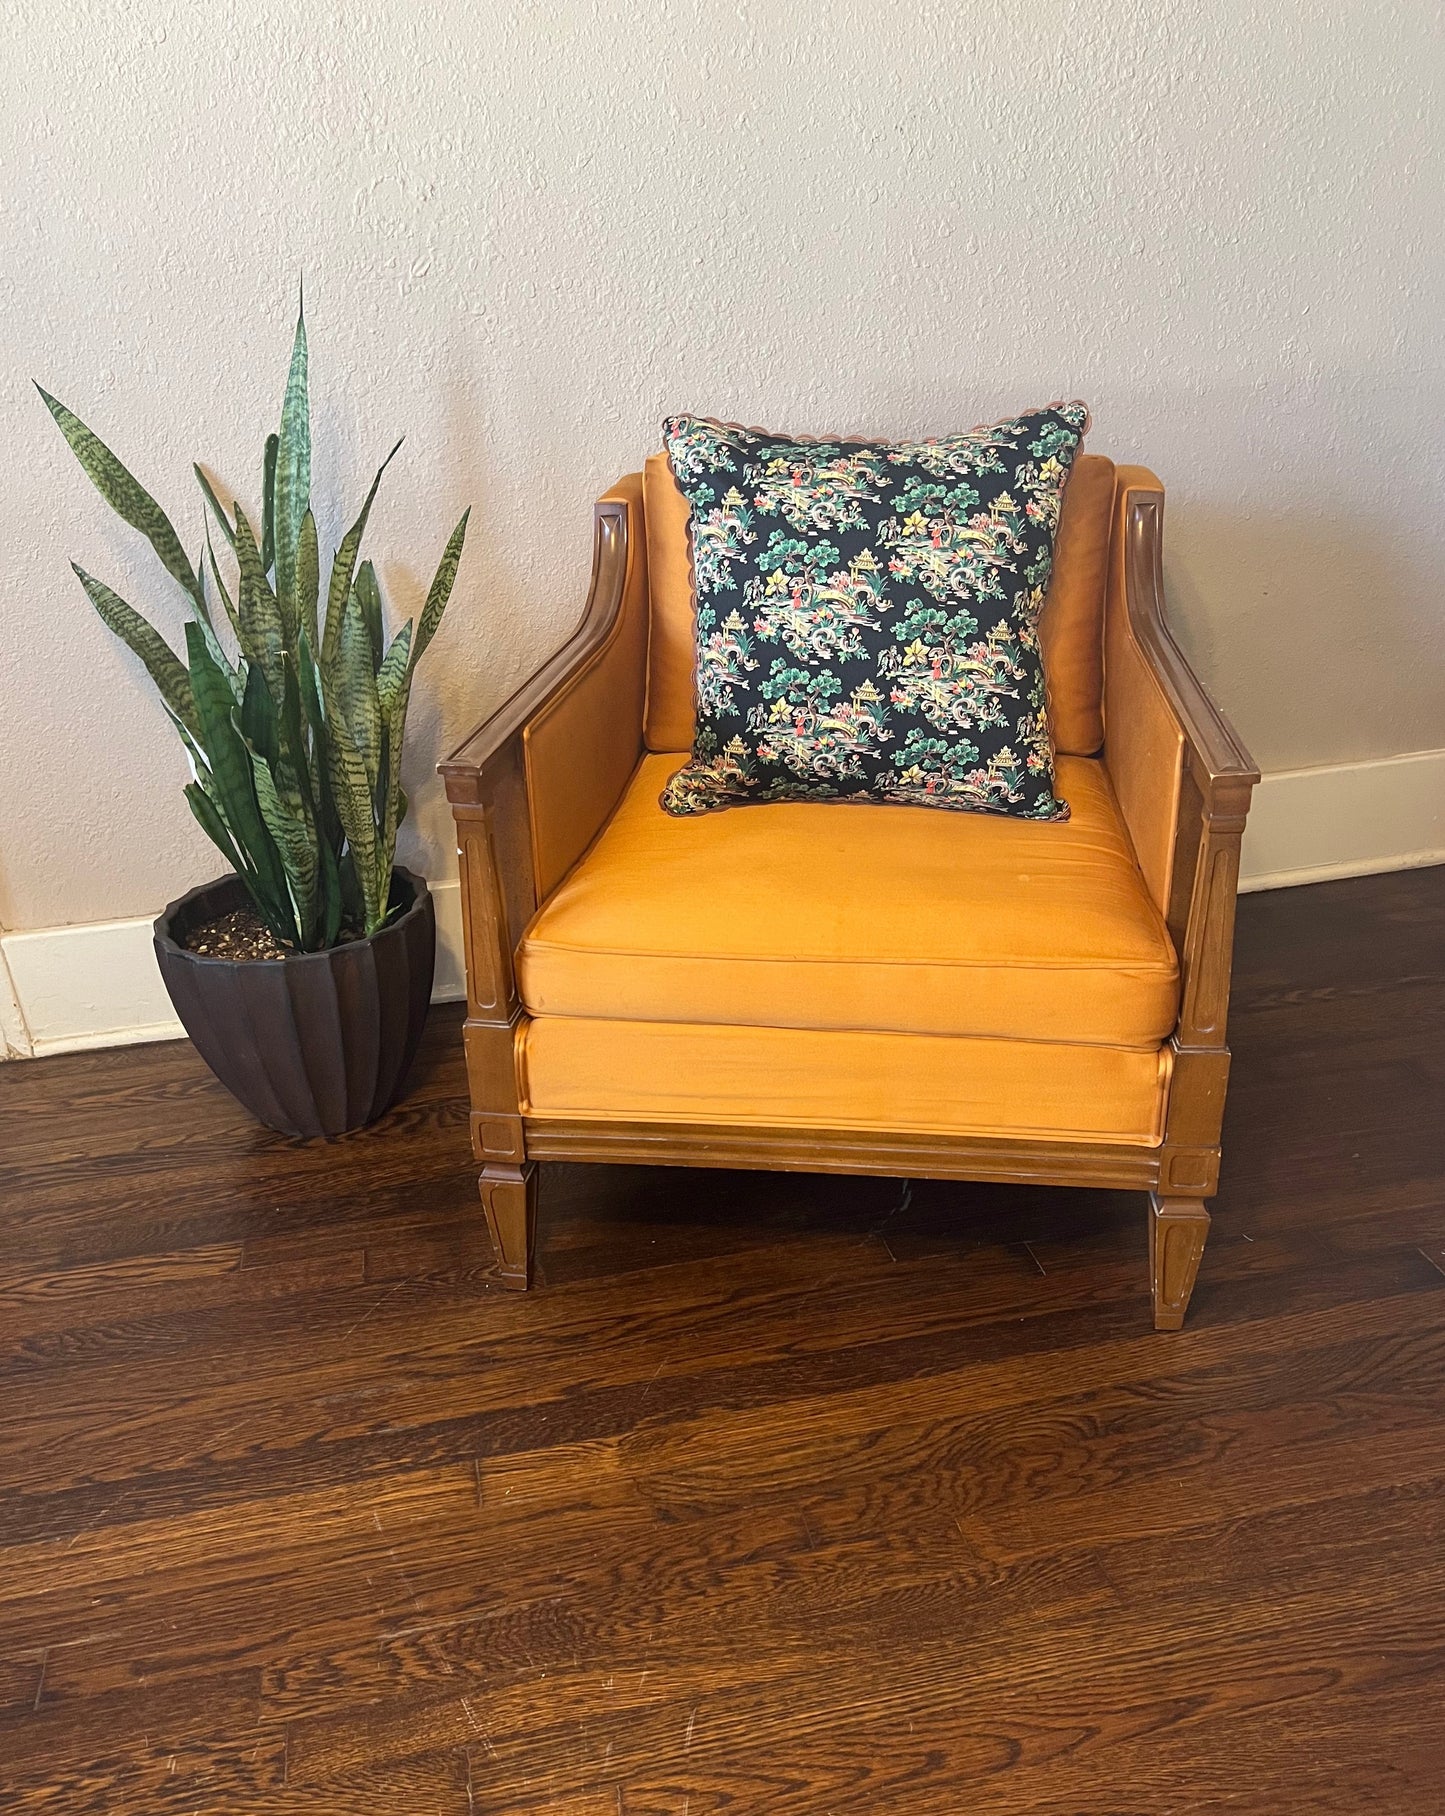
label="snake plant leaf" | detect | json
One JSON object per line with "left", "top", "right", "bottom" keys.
{"left": 191, "top": 586, "right": 241, "bottom": 706}
{"left": 72, "top": 564, "right": 199, "bottom": 739}
{"left": 185, "top": 624, "right": 263, "bottom": 826}
{"left": 320, "top": 617, "right": 382, "bottom": 929}
{"left": 190, "top": 542, "right": 216, "bottom": 634}
{"left": 333, "top": 589, "right": 384, "bottom": 795}
{"left": 296, "top": 626, "right": 342, "bottom": 848}
{"left": 377, "top": 678, "right": 414, "bottom": 911}
{"left": 323, "top": 696, "right": 382, "bottom": 930}
{"left": 185, "top": 621, "right": 295, "bottom": 942}
{"left": 298, "top": 508, "right": 320, "bottom": 654}
{"left": 260, "top": 431, "right": 279, "bottom": 576}
{"left": 185, "top": 778, "right": 249, "bottom": 879}
{"left": 240, "top": 663, "right": 280, "bottom": 768}
{"left": 278, "top": 656, "right": 325, "bottom": 945}
{"left": 337, "top": 847, "right": 365, "bottom": 933}
{"left": 205, "top": 531, "right": 243, "bottom": 648}
{"left": 193, "top": 465, "right": 237, "bottom": 551}
{"left": 297, "top": 622, "right": 320, "bottom": 703}
{"left": 375, "top": 620, "right": 412, "bottom": 718}
{"left": 322, "top": 438, "right": 403, "bottom": 664}
{"left": 233, "top": 504, "right": 286, "bottom": 698}
{"left": 190, "top": 541, "right": 231, "bottom": 668}
{"left": 39, "top": 387, "right": 205, "bottom": 609}
{"left": 356, "top": 560, "right": 384, "bottom": 672}
{"left": 318, "top": 836, "right": 344, "bottom": 947}
{"left": 278, "top": 656, "right": 315, "bottom": 809}
{"left": 273, "top": 301, "right": 310, "bottom": 639}
{"left": 296, "top": 626, "right": 327, "bottom": 755}
{"left": 247, "top": 754, "right": 317, "bottom": 945}
{"left": 411, "top": 509, "right": 468, "bottom": 670}
{"left": 297, "top": 638, "right": 348, "bottom": 941}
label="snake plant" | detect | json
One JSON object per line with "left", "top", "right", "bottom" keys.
{"left": 39, "top": 298, "right": 467, "bottom": 950}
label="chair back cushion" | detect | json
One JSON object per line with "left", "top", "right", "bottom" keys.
{"left": 643, "top": 446, "right": 1115, "bottom": 759}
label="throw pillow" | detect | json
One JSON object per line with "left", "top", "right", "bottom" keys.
{"left": 659, "top": 402, "right": 1089, "bottom": 820}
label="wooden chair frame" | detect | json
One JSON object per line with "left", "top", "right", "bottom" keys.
{"left": 441, "top": 476, "right": 1257, "bottom": 1328}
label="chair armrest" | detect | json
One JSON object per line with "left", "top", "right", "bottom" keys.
{"left": 439, "top": 472, "right": 649, "bottom": 906}
{"left": 1104, "top": 467, "right": 1259, "bottom": 1065}
{"left": 1113, "top": 470, "right": 1257, "bottom": 793}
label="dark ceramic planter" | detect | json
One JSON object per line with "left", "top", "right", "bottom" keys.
{"left": 154, "top": 868, "right": 435, "bottom": 1139}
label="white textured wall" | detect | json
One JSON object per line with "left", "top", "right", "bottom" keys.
{"left": 2, "top": 0, "right": 1441, "bottom": 931}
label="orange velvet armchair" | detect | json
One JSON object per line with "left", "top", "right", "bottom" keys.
{"left": 441, "top": 452, "right": 1257, "bottom": 1328}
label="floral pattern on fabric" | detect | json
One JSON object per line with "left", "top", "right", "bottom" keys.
{"left": 659, "top": 403, "right": 1088, "bottom": 818}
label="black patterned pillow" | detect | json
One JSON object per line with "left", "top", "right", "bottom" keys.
{"left": 659, "top": 402, "right": 1089, "bottom": 820}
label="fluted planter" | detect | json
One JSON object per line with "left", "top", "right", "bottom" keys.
{"left": 153, "top": 868, "right": 435, "bottom": 1139}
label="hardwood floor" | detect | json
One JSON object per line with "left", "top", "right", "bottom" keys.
{"left": 2, "top": 866, "right": 1444, "bottom": 1813}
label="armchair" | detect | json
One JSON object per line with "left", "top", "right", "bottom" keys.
{"left": 441, "top": 453, "right": 1257, "bottom": 1328}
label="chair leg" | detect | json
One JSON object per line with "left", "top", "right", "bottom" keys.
{"left": 1149, "top": 1193, "right": 1211, "bottom": 1330}
{"left": 480, "top": 1162, "right": 537, "bottom": 1291}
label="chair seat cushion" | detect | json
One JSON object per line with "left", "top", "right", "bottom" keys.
{"left": 518, "top": 753, "right": 1179, "bottom": 1048}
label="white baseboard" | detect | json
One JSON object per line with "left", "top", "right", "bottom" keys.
{"left": 0, "top": 942, "right": 31, "bottom": 1060}
{"left": 2, "top": 750, "right": 1442, "bottom": 1058}
{"left": 1238, "top": 747, "right": 1445, "bottom": 893}
{"left": 0, "top": 879, "right": 466, "bottom": 1060}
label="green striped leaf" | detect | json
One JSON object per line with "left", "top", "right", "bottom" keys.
{"left": 39, "top": 387, "right": 203, "bottom": 608}
{"left": 333, "top": 589, "right": 383, "bottom": 795}
{"left": 323, "top": 692, "right": 382, "bottom": 930}
{"left": 411, "top": 508, "right": 468, "bottom": 669}
{"left": 278, "top": 656, "right": 316, "bottom": 809}
{"left": 248, "top": 754, "right": 317, "bottom": 945}
{"left": 278, "top": 656, "right": 325, "bottom": 942}
{"left": 191, "top": 543, "right": 215, "bottom": 633}
{"left": 273, "top": 301, "right": 310, "bottom": 640}
{"left": 184, "top": 781, "right": 252, "bottom": 886}
{"left": 318, "top": 838, "right": 344, "bottom": 946}
{"left": 356, "top": 560, "right": 384, "bottom": 671}
{"left": 260, "top": 432, "right": 279, "bottom": 576}
{"left": 376, "top": 620, "right": 412, "bottom": 718}
{"left": 240, "top": 663, "right": 280, "bottom": 767}
{"left": 185, "top": 621, "right": 295, "bottom": 942}
{"left": 191, "top": 588, "right": 242, "bottom": 706}
{"left": 72, "top": 564, "right": 198, "bottom": 739}
{"left": 233, "top": 504, "right": 286, "bottom": 699}
{"left": 296, "top": 626, "right": 341, "bottom": 852}
{"left": 337, "top": 849, "right": 365, "bottom": 933}
{"left": 322, "top": 439, "right": 402, "bottom": 663}
{"left": 206, "top": 533, "right": 243, "bottom": 647}
{"left": 298, "top": 508, "right": 320, "bottom": 654}
{"left": 378, "top": 675, "right": 414, "bottom": 915}
{"left": 193, "top": 465, "right": 236, "bottom": 550}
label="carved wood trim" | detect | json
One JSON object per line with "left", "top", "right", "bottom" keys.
{"left": 471, "top": 1111, "right": 526, "bottom": 1166}
{"left": 1149, "top": 1195, "right": 1211, "bottom": 1329}
{"left": 1157, "top": 1143, "right": 1221, "bottom": 1197}
{"left": 453, "top": 803, "right": 516, "bottom": 1021}
{"left": 522, "top": 1118, "right": 1163, "bottom": 1191}
{"left": 479, "top": 1163, "right": 536, "bottom": 1290}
